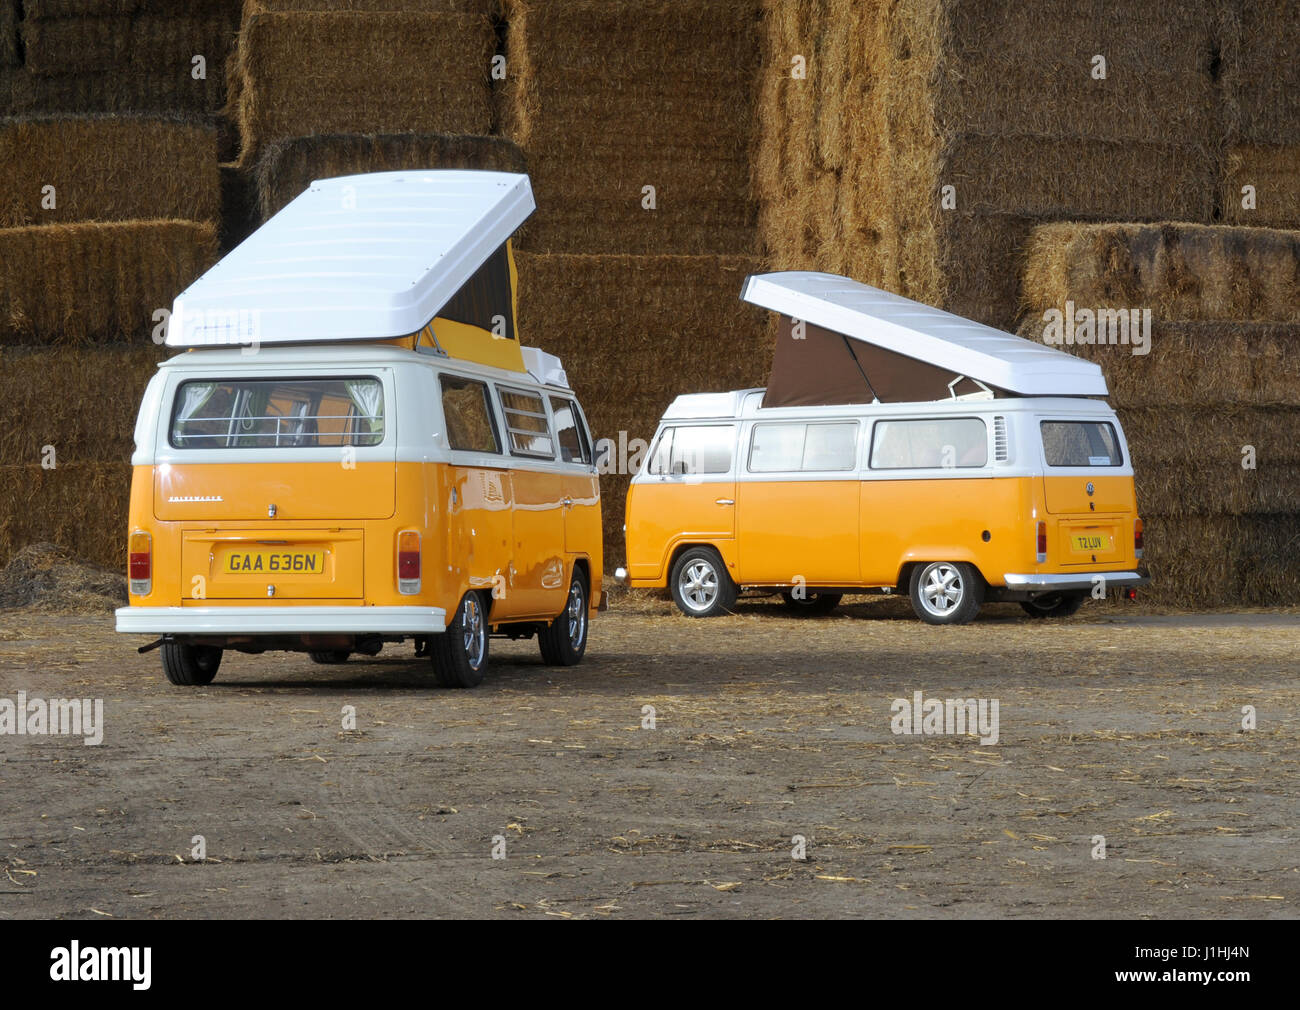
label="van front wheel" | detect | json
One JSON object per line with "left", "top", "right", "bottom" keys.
{"left": 431, "top": 592, "right": 489, "bottom": 688}
{"left": 161, "top": 643, "right": 222, "bottom": 686}
{"left": 670, "top": 547, "right": 738, "bottom": 618}
{"left": 908, "top": 561, "right": 984, "bottom": 625}
{"left": 539, "top": 569, "right": 589, "bottom": 666}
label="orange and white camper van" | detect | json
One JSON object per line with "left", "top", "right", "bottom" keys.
{"left": 620, "top": 272, "right": 1147, "bottom": 624}
{"left": 116, "top": 171, "right": 602, "bottom": 687}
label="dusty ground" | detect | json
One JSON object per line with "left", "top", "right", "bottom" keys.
{"left": 0, "top": 594, "right": 1297, "bottom": 920}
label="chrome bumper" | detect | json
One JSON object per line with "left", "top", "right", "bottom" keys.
{"left": 116, "top": 605, "right": 446, "bottom": 635}
{"left": 613, "top": 567, "right": 629, "bottom": 585}
{"left": 1001, "top": 571, "right": 1149, "bottom": 593}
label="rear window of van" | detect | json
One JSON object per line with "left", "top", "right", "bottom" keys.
{"left": 170, "top": 377, "right": 383, "bottom": 449}
{"left": 1040, "top": 420, "right": 1122, "bottom": 467}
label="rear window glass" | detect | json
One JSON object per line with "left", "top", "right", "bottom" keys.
{"left": 440, "top": 374, "right": 500, "bottom": 454}
{"left": 170, "top": 377, "right": 383, "bottom": 449}
{"left": 1040, "top": 420, "right": 1123, "bottom": 467}
{"left": 870, "top": 418, "right": 987, "bottom": 469}
{"left": 749, "top": 421, "right": 858, "bottom": 472}
{"left": 648, "top": 425, "right": 735, "bottom": 475}
{"left": 499, "top": 387, "right": 554, "bottom": 458}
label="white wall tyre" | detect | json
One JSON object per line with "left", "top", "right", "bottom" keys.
{"left": 431, "top": 592, "right": 489, "bottom": 688}
{"left": 669, "top": 546, "right": 738, "bottom": 618}
{"left": 908, "top": 561, "right": 984, "bottom": 625}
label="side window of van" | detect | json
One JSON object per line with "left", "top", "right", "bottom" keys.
{"left": 498, "top": 387, "right": 555, "bottom": 459}
{"left": 749, "top": 421, "right": 858, "bottom": 473}
{"left": 653, "top": 425, "right": 734, "bottom": 475}
{"left": 549, "top": 395, "right": 592, "bottom": 465}
{"left": 870, "top": 418, "right": 988, "bottom": 469}
{"left": 440, "top": 374, "right": 500, "bottom": 453}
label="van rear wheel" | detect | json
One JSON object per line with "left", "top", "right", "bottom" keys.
{"left": 669, "top": 547, "right": 738, "bottom": 618}
{"left": 1020, "top": 592, "right": 1086, "bottom": 619}
{"left": 908, "top": 561, "right": 984, "bottom": 625}
{"left": 781, "top": 590, "right": 842, "bottom": 615}
{"left": 431, "top": 592, "right": 489, "bottom": 688}
{"left": 161, "top": 643, "right": 222, "bottom": 686}
{"left": 539, "top": 569, "right": 589, "bottom": 666}
{"left": 309, "top": 650, "right": 351, "bottom": 664}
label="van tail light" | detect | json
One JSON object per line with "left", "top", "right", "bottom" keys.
{"left": 128, "top": 530, "right": 152, "bottom": 596}
{"left": 397, "top": 530, "right": 421, "bottom": 594}
{"left": 1134, "top": 518, "right": 1144, "bottom": 559}
{"left": 1035, "top": 521, "right": 1047, "bottom": 563}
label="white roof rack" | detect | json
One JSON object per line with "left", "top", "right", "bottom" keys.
{"left": 167, "top": 170, "right": 535, "bottom": 348}
{"left": 742, "top": 271, "right": 1108, "bottom": 397}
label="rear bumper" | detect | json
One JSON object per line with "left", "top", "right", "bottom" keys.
{"left": 1000, "top": 570, "right": 1149, "bottom": 593}
{"left": 115, "top": 605, "right": 446, "bottom": 635}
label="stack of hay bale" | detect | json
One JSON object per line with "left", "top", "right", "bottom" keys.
{"left": 503, "top": 0, "right": 771, "bottom": 561}
{"left": 1019, "top": 223, "right": 1300, "bottom": 607}
{"left": 0, "top": 1, "right": 239, "bottom": 118}
{"left": 0, "top": 116, "right": 220, "bottom": 568}
{"left": 757, "top": 0, "right": 1221, "bottom": 330}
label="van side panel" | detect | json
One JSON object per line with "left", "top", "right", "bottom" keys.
{"left": 736, "top": 480, "right": 859, "bottom": 584}
{"left": 860, "top": 476, "right": 1038, "bottom": 586}
{"left": 504, "top": 467, "right": 567, "bottom": 619}
{"left": 561, "top": 470, "right": 602, "bottom": 607}
{"left": 624, "top": 480, "right": 736, "bottom": 584}
{"left": 435, "top": 463, "right": 517, "bottom": 618}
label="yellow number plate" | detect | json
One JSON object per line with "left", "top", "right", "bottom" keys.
{"left": 1069, "top": 534, "right": 1112, "bottom": 552}
{"left": 223, "top": 549, "right": 326, "bottom": 575}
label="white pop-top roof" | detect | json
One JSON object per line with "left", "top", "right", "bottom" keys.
{"left": 741, "top": 271, "right": 1108, "bottom": 397}
{"left": 167, "top": 170, "right": 535, "bottom": 348}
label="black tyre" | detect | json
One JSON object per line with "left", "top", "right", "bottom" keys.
{"left": 309, "top": 650, "right": 351, "bottom": 664}
{"left": 1020, "top": 592, "right": 1086, "bottom": 619}
{"left": 161, "top": 642, "right": 222, "bottom": 686}
{"left": 669, "top": 546, "right": 738, "bottom": 618}
{"left": 539, "top": 568, "right": 589, "bottom": 666}
{"left": 781, "top": 590, "right": 842, "bottom": 615}
{"left": 431, "top": 592, "right": 489, "bottom": 688}
{"left": 908, "top": 561, "right": 984, "bottom": 625}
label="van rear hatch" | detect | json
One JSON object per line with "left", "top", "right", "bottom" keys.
{"left": 181, "top": 529, "right": 364, "bottom": 599}
{"left": 1038, "top": 418, "right": 1133, "bottom": 515}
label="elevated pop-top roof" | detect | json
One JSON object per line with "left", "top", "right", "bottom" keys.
{"left": 742, "top": 272, "right": 1107, "bottom": 397}
{"left": 167, "top": 171, "right": 535, "bottom": 348}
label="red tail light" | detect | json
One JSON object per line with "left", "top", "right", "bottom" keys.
{"left": 1134, "top": 518, "right": 1144, "bottom": 558}
{"left": 1035, "top": 521, "right": 1047, "bottom": 563}
{"left": 397, "top": 531, "right": 421, "bottom": 594}
{"left": 128, "top": 530, "right": 152, "bottom": 596}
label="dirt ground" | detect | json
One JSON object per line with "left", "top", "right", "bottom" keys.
{"left": 1, "top": 593, "right": 1297, "bottom": 920}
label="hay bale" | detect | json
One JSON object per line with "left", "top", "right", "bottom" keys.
{"left": 219, "top": 162, "right": 258, "bottom": 253}
{"left": 501, "top": 0, "right": 762, "bottom": 254}
{"left": 1223, "top": 146, "right": 1300, "bottom": 229}
{"left": 3, "top": 66, "right": 228, "bottom": 116}
{"left": 0, "top": 463, "right": 131, "bottom": 571}
{"left": 757, "top": 1, "right": 1221, "bottom": 327}
{"left": 0, "top": 219, "right": 218, "bottom": 344}
{"left": 0, "top": 344, "right": 168, "bottom": 464}
{"left": 1021, "top": 222, "right": 1300, "bottom": 325}
{"left": 24, "top": 1, "right": 140, "bottom": 15}
{"left": 233, "top": 11, "right": 495, "bottom": 166}
{"left": 1141, "top": 514, "right": 1300, "bottom": 608}
{"left": 246, "top": 0, "right": 490, "bottom": 10}
{"left": 255, "top": 132, "right": 526, "bottom": 221}
{"left": 0, "top": 542, "right": 127, "bottom": 613}
{"left": 515, "top": 252, "right": 768, "bottom": 562}
{"left": 0, "top": 2, "right": 18, "bottom": 68}
{"left": 19, "top": 16, "right": 131, "bottom": 77}
{"left": 1017, "top": 320, "right": 1300, "bottom": 408}
{"left": 1220, "top": 0, "right": 1300, "bottom": 146}
{"left": 0, "top": 115, "right": 220, "bottom": 227}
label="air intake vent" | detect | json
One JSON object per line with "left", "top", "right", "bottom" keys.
{"left": 993, "top": 415, "right": 1009, "bottom": 461}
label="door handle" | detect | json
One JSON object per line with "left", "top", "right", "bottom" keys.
{"left": 562, "top": 496, "right": 573, "bottom": 508}
{"left": 715, "top": 498, "right": 735, "bottom": 506}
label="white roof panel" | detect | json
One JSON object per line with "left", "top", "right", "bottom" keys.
{"left": 741, "top": 271, "right": 1108, "bottom": 397}
{"left": 167, "top": 170, "right": 535, "bottom": 347}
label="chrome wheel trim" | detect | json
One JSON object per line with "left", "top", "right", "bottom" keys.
{"left": 678, "top": 559, "right": 719, "bottom": 612}
{"left": 919, "top": 562, "right": 964, "bottom": 618}
{"left": 461, "top": 595, "right": 486, "bottom": 669}
{"left": 566, "top": 579, "right": 586, "bottom": 650}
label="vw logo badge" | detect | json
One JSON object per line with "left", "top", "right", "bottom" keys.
{"left": 1086, "top": 482, "right": 1095, "bottom": 495}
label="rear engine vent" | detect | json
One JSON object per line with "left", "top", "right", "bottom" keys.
{"left": 993, "top": 415, "right": 1009, "bottom": 461}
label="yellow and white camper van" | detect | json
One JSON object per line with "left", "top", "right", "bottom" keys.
{"left": 117, "top": 171, "right": 602, "bottom": 687}
{"left": 620, "top": 272, "right": 1147, "bottom": 624}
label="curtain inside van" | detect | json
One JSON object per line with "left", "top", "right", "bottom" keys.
{"left": 761, "top": 316, "right": 1009, "bottom": 408}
